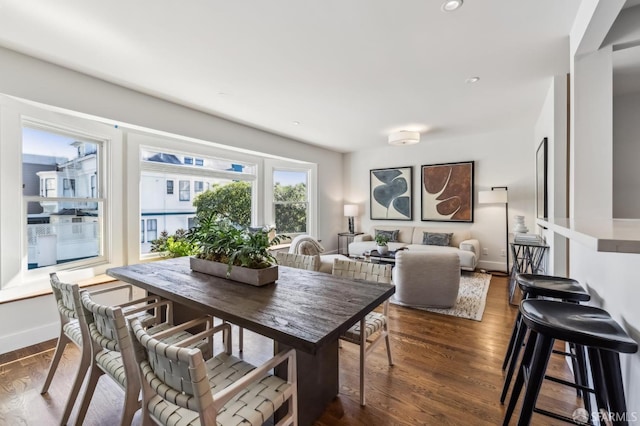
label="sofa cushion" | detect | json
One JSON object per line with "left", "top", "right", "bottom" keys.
{"left": 375, "top": 229, "right": 400, "bottom": 242}
{"left": 422, "top": 232, "right": 453, "bottom": 246}
{"left": 411, "top": 227, "right": 471, "bottom": 247}
{"left": 406, "top": 244, "right": 476, "bottom": 270}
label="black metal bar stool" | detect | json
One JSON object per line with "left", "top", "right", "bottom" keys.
{"left": 501, "top": 274, "right": 591, "bottom": 405}
{"left": 504, "top": 299, "right": 638, "bottom": 426}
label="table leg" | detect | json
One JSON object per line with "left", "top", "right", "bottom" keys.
{"left": 275, "top": 339, "right": 339, "bottom": 426}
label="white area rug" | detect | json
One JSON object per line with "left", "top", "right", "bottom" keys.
{"left": 391, "top": 272, "right": 492, "bottom": 321}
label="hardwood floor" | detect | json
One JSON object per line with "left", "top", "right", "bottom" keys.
{"left": 0, "top": 275, "right": 583, "bottom": 425}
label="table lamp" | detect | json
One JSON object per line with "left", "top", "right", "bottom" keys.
{"left": 344, "top": 204, "right": 358, "bottom": 234}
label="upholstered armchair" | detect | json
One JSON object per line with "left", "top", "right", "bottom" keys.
{"left": 288, "top": 234, "right": 350, "bottom": 273}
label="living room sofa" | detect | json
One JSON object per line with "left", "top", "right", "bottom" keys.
{"left": 348, "top": 225, "right": 479, "bottom": 271}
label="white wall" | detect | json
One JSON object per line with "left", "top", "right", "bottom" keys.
{"left": 343, "top": 126, "right": 536, "bottom": 272}
{"left": 613, "top": 92, "right": 640, "bottom": 218}
{"left": 0, "top": 46, "right": 344, "bottom": 353}
{"left": 535, "top": 76, "right": 569, "bottom": 277}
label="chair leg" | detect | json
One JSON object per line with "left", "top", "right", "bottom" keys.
{"left": 74, "top": 365, "right": 103, "bottom": 426}
{"left": 60, "top": 343, "right": 92, "bottom": 425}
{"left": 587, "top": 347, "right": 610, "bottom": 420}
{"left": 121, "top": 383, "right": 140, "bottom": 426}
{"left": 516, "top": 334, "right": 555, "bottom": 426}
{"left": 384, "top": 330, "right": 393, "bottom": 366}
{"left": 599, "top": 350, "right": 629, "bottom": 425}
{"left": 503, "top": 331, "right": 538, "bottom": 426}
{"left": 359, "top": 318, "right": 366, "bottom": 407}
{"left": 239, "top": 326, "right": 244, "bottom": 353}
{"left": 40, "top": 332, "right": 70, "bottom": 394}
{"left": 502, "top": 311, "right": 522, "bottom": 370}
{"left": 501, "top": 324, "right": 529, "bottom": 404}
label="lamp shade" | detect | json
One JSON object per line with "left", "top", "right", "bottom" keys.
{"left": 343, "top": 204, "right": 358, "bottom": 217}
{"left": 388, "top": 131, "right": 420, "bottom": 146}
{"left": 478, "top": 189, "right": 508, "bottom": 204}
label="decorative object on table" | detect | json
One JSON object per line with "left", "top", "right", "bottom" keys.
{"left": 187, "top": 213, "right": 284, "bottom": 286}
{"left": 513, "top": 215, "right": 528, "bottom": 233}
{"left": 375, "top": 233, "right": 390, "bottom": 255}
{"left": 344, "top": 204, "right": 359, "bottom": 233}
{"left": 478, "top": 186, "right": 509, "bottom": 274}
{"left": 536, "top": 137, "right": 548, "bottom": 219}
{"left": 370, "top": 166, "right": 413, "bottom": 220}
{"left": 390, "top": 270, "right": 491, "bottom": 321}
{"left": 421, "top": 161, "right": 474, "bottom": 222}
{"left": 514, "top": 233, "right": 543, "bottom": 244}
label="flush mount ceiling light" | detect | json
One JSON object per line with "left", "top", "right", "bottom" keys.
{"left": 466, "top": 76, "right": 480, "bottom": 84}
{"left": 441, "top": 0, "right": 463, "bottom": 12}
{"left": 388, "top": 131, "right": 420, "bottom": 146}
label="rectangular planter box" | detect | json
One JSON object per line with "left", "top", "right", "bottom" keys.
{"left": 190, "top": 257, "right": 278, "bottom": 286}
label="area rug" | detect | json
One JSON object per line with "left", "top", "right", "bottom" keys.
{"left": 390, "top": 272, "right": 492, "bottom": 321}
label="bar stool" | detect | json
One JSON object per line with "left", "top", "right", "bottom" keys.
{"left": 501, "top": 274, "right": 591, "bottom": 405}
{"left": 504, "top": 299, "right": 638, "bottom": 426}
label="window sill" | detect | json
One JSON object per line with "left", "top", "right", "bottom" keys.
{"left": 0, "top": 274, "right": 118, "bottom": 305}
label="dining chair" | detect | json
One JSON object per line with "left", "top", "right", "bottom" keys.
{"left": 276, "top": 251, "right": 320, "bottom": 271}
{"left": 74, "top": 289, "right": 214, "bottom": 425}
{"left": 131, "top": 317, "right": 298, "bottom": 426}
{"left": 332, "top": 258, "right": 394, "bottom": 406}
{"left": 41, "top": 273, "right": 151, "bottom": 425}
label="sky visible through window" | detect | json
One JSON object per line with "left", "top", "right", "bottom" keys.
{"left": 274, "top": 170, "right": 306, "bottom": 186}
{"left": 23, "top": 127, "right": 77, "bottom": 159}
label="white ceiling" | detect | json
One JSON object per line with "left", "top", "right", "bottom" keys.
{"left": 0, "top": 0, "right": 581, "bottom": 152}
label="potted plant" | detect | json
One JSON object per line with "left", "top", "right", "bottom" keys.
{"left": 150, "top": 229, "right": 199, "bottom": 258}
{"left": 187, "top": 213, "right": 284, "bottom": 286}
{"left": 375, "top": 234, "right": 390, "bottom": 255}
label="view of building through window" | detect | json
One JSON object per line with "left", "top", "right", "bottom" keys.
{"left": 139, "top": 148, "right": 255, "bottom": 254}
{"left": 22, "top": 126, "right": 103, "bottom": 269}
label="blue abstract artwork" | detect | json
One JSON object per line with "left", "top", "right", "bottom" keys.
{"left": 370, "top": 167, "right": 413, "bottom": 220}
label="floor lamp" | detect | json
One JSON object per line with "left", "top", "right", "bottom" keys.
{"left": 478, "top": 186, "right": 509, "bottom": 274}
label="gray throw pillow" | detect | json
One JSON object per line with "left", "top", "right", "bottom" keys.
{"left": 423, "top": 232, "right": 453, "bottom": 246}
{"left": 375, "top": 229, "right": 399, "bottom": 242}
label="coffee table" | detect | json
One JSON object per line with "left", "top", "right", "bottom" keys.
{"left": 358, "top": 248, "right": 404, "bottom": 264}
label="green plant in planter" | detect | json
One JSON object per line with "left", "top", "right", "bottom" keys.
{"left": 151, "top": 229, "right": 200, "bottom": 258}
{"left": 375, "top": 234, "right": 390, "bottom": 246}
{"left": 187, "top": 213, "right": 285, "bottom": 276}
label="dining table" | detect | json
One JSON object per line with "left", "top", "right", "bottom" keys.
{"left": 106, "top": 256, "right": 395, "bottom": 426}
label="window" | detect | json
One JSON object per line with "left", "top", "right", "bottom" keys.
{"left": 273, "top": 170, "right": 308, "bottom": 233}
{"left": 137, "top": 145, "right": 257, "bottom": 256}
{"left": 146, "top": 219, "right": 157, "bottom": 242}
{"left": 195, "top": 158, "right": 204, "bottom": 166}
{"left": 166, "top": 180, "right": 174, "bottom": 194}
{"left": 184, "top": 157, "right": 193, "bottom": 165}
{"left": 141, "top": 220, "right": 145, "bottom": 243}
{"left": 22, "top": 124, "right": 104, "bottom": 270}
{"left": 179, "top": 180, "right": 190, "bottom": 201}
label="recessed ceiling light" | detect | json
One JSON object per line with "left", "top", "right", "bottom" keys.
{"left": 292, "top": 121, "right": 300, "bottom": 125}
{"left": 441, "top": 0, "right": 463, "bottom": 12}
{"left": 465, "top": 76, "right": 480, "bottom": 84}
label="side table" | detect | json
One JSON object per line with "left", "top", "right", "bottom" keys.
{"left": 338, "top": 232, "right": 363, "bottom": 256}
{"left": 509, "top": 241, "right": 549, "bottom": 305}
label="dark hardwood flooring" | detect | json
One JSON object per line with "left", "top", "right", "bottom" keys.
{"left": 0, "top": 275, "right": 583, "bottom": 425}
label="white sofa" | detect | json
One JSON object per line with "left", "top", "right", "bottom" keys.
{"left": 348, "top": 225, "right": 479, "bottom": 271}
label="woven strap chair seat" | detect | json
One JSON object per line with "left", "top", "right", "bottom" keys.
{"left": 276, "top": 252, "right": 319, "bottom": 271}
{"left": 142, "top": 353, "right": 291, "bottom": 426}
{"left": 62, "top": 320, "right": 83, "bottom": 347}
{"left": 341, "top": 311, "right": 387, "bottom": 343}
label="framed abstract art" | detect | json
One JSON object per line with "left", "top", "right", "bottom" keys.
{"left": 421, "top": 161, "right": 474, "bottom": 222}
{"left": 370, "top": 166, "right": 413, "bottom": 220}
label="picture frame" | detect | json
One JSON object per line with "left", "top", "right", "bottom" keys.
{"left": 536, "top": 137, "right": 548, "bottom": 219}
{"left": 421, "top": 161, "right": 474, "bottom": 222}
{"left": 370, "top": 166, "right": 413, "bottom": 220}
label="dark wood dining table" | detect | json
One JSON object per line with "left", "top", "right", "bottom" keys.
{"left": 106, "top": 257, "right": 395, "bottom": 426}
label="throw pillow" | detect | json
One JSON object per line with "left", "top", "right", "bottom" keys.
{"left": 422, "top": 232, "right": 453, "bottom": 246}
{"left": 375, "top": 229, "right": 399, "bottom": 242}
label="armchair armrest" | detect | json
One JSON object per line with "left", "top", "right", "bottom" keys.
{"left": 460, "top": 239, "right": 480, "bottom": 255}
{"left": 354, "top": 234, "right": 372, "bottom": 242}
